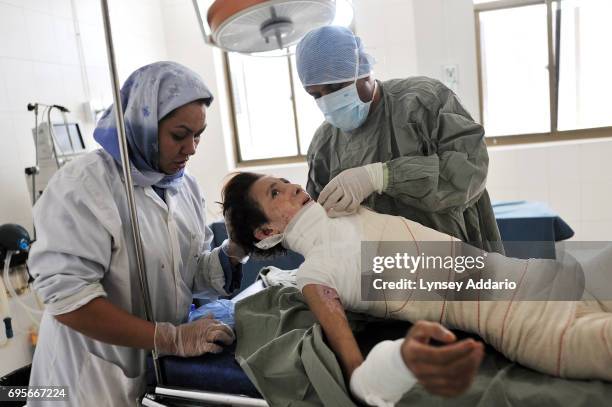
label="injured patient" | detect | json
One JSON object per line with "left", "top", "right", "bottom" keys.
{"left": 222, "top": 172, "right": 612, "bottom": 406}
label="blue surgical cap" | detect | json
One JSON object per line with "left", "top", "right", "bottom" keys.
{"left": 296, "top": 26, "right": 374, "bottom": 86}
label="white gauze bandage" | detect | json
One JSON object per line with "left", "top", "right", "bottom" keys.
{"left": 349, "top": 339, "right": 417, "bottom": 407}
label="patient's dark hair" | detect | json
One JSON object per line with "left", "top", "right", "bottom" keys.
{"left": 221, "top": 172, "right": 286, "bottom": 258}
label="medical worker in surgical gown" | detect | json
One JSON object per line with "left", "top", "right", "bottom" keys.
{"left": 296, "top": 26, "right": 503, "bottom": 253}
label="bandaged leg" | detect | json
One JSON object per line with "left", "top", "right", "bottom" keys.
{"left": 557, "top": 301, "right": 612, "bottom": 380}
{"left": 360, "top": 211, "right": 612, "bottom": 381}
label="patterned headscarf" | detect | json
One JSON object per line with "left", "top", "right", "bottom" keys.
{"left": 94, "top": 61, "right": 213, "bottom": 189}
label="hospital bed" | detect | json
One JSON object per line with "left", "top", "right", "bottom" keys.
{"left": 142, "top": 216, "right": 612, "bottom": 407}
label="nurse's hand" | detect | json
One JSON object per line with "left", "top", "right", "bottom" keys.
{"left": 154, "top": 315, "right": 235, "bottom": 357}
{"left": 319, "top": 163, "right": 384, "bottom": 218}
{"left": 401, "top": 321, "right": 484, "bottom": 398}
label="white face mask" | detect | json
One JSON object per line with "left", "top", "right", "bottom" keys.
{"left": 254, "top": 233, "right": 284, "bottom": 250}
{"left": 316, "top": 80, "right": 376, "bottom": 132}
{"left": 314, "top": 39, "right": 374, "bottom": 132}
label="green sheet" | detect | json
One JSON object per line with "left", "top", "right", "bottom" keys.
{"left": 235, "top": 286, "right": 612, "bottom": 406}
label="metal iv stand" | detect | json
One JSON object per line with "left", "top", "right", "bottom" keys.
{"left": 99, "top": 0, "right": 162, "bottom": 385}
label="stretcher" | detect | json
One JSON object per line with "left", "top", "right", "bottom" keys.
{"left": 142, "top": 281, "right": 269, "bottom": 406}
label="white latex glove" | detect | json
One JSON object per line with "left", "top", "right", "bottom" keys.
{"left": 350, "top": 339, "right": 417, "bottom": 407}
{"left": 318, "top": 163, "right": 384, "bottom": 218}
{"left": 154, "top": 315, "right": 235, "bottom": 357}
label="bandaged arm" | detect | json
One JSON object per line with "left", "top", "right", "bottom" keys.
{"left": 302, "top": 284, "right": 416, "bottom": 406}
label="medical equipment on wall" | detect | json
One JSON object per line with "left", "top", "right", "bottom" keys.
{"left": 25, "top": 103, "right": 86, "bottom": 205}
{"left": 193, "top": 0, "right": 339, "bottom": 54}
{"left": 0, "top": 224, "right": 40, "bottom": 346}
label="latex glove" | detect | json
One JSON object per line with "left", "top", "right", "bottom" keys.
{"left": 350, "top": 339, "right": 417, "bottom": 407}
{"left": 154, "top": 315, "right": 235, "bottom": 357}
{"left": 318, "top": 163, "right": 384, "bottom": 218}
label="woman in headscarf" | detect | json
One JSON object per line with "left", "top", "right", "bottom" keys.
{"left": 27, "top": 62, "right": 242, "bottom": 406}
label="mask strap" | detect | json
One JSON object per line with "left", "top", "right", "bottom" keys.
{"left": 353, "top": 35, "right": 360, "bottom": 82}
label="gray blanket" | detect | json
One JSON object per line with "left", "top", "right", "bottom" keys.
{"left": 235, "top": 286, "right": 612, "bottom": 406}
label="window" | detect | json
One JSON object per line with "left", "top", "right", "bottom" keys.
{"left": 226, "top": 2, "right": 354, "bottom": 164}
{"left": 475, "top": 0, "right": 612, "bottom": 144}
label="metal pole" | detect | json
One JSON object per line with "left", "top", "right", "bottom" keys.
{"left": 47, "top": 108, "right": 62, "bottom": 169}
{"left": 99, "top": 0, "right": 162, "bottom": 385}
{"left": 32, "top": 105, "right": 39, "bottom": 205}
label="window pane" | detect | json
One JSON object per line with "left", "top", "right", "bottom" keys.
{"left": 290, "top": 56, "right": 324, "bottom": 155}
{"left": 558, "top": 0, "right": 612, "bottom": 130}
{"left": 479, "top": 5, "right": 550, "bottom": 136}
{"left": 227, "top": 53, "right": 298, "bottom": 160}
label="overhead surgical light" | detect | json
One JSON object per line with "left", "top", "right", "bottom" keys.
{"left": 193, "top": 0, "right": 351, "bottom": 55}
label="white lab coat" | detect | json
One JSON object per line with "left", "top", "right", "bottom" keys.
{"left": 27, "top": 149, "right": 230, "bottom": 406}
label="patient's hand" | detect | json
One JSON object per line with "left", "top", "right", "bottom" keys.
{"left": 401, "top": 321, "right": 484, "bottom": 398}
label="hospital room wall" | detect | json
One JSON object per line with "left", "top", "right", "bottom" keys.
{"left": 0, "top": 0, "right": 169, "bottom": 377}
{"left": 0, "top": 0, "right": 168, "bottom": 235}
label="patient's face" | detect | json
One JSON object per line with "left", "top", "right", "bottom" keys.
{"left": 250, "top": 176, "right": 312, "bottom": 239}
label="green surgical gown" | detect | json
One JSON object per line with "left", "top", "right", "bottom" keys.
{"left": 306, "top": 77, "right": 504, "bottom": 254}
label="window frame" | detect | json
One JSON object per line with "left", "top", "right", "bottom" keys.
{"left": 475, "top": 0, "right": 612, "bottom": 146}
{"left": 223, "top": 51, "right": 309, "bottom": 167}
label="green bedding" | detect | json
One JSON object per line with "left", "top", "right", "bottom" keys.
{"left": 235, "top": 286, "right": 612, "bottom": 407}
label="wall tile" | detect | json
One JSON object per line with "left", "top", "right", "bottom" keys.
{"left": 12, "top": 111, "right": 36, "bottom": 166}
{"left": 580, "top": 221, "right": 612, "bottom": 241}
{"left": 0, "top": 112, "right": 15, "bottom": 153}
{"left": 74, "top": 0, "right": 101, "bottom": 25}
{"left": 53, "top": 18, "right": 79, "bottom": 65}
{"left": 487, "top": 149, "right": 518, "bottom": 189}
{"left": 3, "top": 59, "right": 36, "bottom": 113}
{"left": 547, "top": 144, "right": 581, "bottom": 183}
{"left": 19, "top": 0, "right": 50, "bottom": 14}
{"left": 25, "top": 9, "right": 58, "bottom": 63}
{"left": 79, "top": 23, "right": 107, "bottom": 67}
{"left": 0, "top": 162, "right": 33, "bottom": 222}
{"left": 581, "top": 182, "right": 612, "bottom": 222}
{"left": 32, "top": 62, "right": 65, "bottom": 106}
{"left": 515, "top": 146, "right": 548, "bottom": 188}
{"left": 59, "top": 64, "right": 86, "bottom": 108}
{"left": 487, "top": 187, "right": 519, "bottom": 202}
{"left": 516, "top": 185, "right": 549, "bottom": 204}
{"left": 0, "top": 4, "right": 31, "bottom": 59}
{"left": 48, "top": 0, "right": 72, "bottom": 19}
{"left": 0, "top": 59, "right": 9, "bottom": 111}
{"left": 579, "top": 140, "right": 612, "bottom": 183}
{"left": 549, "top": 181, "right": 581, "bottom": 221}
